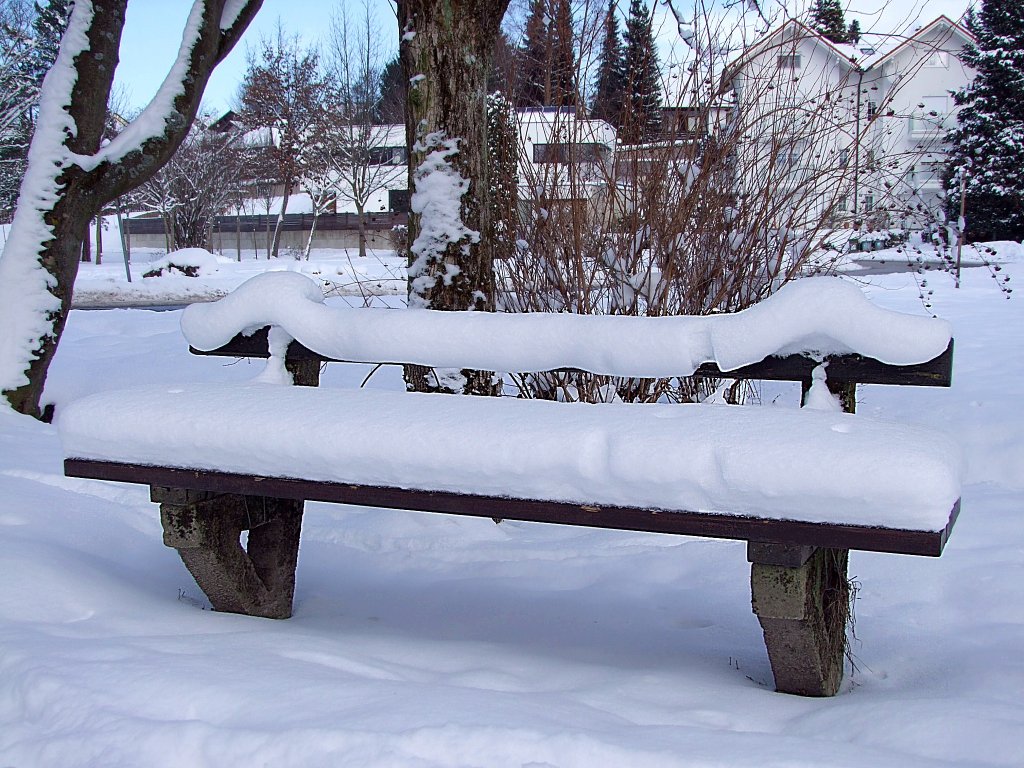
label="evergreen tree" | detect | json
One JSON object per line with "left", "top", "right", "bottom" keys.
{"left": 516, "top": 0, "right": 577, "bottom": 108}
{"left": 548, "top": 0, "right": 577, "bottom": 106}
{"left": 810, "top": 0, "right": 848, "bottom": 44}
{"left": 487, "top": 29, "right": 517, "bottom": 96}
{"left": 847, "top": 19, "right": 861, "bottom": 45}
{"left": 1, "top": 0, "right": 71, "bottom": 218}
{"left": 621, "top": 0, "right": 661, "bottom": 143}
{"left": 517, "top": 0, "right": 548, "bottom": 107}
{"left": 486, "top": 91, "right": 518, "bottom": 262}
{"left": 25, "top": 0, "right": 72, "bottom": 88}
{"left": 944, "top": 0, "right": 1024, "bottom": 241}
{"left": 591, "top": 0, "right": 625, "bottom": 126}
{"left": 377, "top": 55, "right": 405, "bottom": 124}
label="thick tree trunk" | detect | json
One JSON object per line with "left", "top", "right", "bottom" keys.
{"left": 398, "top": 0, "right": 510, "bottom": 396}
{"left": 0, "top": 0, "right": 262, "bottom": 418}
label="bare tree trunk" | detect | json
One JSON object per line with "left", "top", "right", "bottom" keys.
{"left": 236, "top": 208, "right": 242, "bottom": 261}
{"left": 271, "top": 182, "right": 290, "bottom": 258}
{"left": 355, "top": 201, "right": 367, "bottom": 260}
{"left": 303, "top": 207, "right": 320, "bottom": 260}
{"left": 95, "top": 214, "right": 102, "bottom": 265}
{"left": 162, "top": 212, "right": 172, "bottom": 252}
{"left": 81, "top": 230, "right": 91, "bottom": 262}
{"left": 398, "top": 0, "right": 510, "bottom": 396}
{"left": 116, "top": 198, "right": 129, "bottom": 259}
{"left": 0, "top": 0, "right": 262, "bottom": 418}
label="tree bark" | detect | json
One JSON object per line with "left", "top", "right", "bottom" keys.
{"left": 95, "top": 214, "right": 102, "bottom": 265}
{"left": 398, "top": 0, "right": 510, "bottom": 396}
{"left": 271, "top": 181, "right": 290, "bottom": 258}
{"left": 0, "top": 0, "right": 262, "bottom": 418}
{"left": 355, "top": 200, "right": 368, "bottom": 260}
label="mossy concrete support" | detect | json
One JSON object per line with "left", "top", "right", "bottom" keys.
{"left": 154, "top": 486, "right": 304, "bottom": 619}
{"left": 749, "top": 544, "right": 850, "bottom": 696}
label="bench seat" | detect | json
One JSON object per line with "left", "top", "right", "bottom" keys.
{"left": 60, "top": 382, "right": 962, "bottom": 553}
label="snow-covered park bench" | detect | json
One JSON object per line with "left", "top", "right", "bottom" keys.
{"left": 59, "top": 273, "right": 960, "bottom": 697}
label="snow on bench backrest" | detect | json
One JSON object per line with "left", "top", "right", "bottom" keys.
{"left": 181, "top": 273, "right": 953, "bottom": 378}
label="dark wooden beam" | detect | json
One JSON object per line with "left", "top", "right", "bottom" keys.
{"left": 191, "top": 329, "right": 953, "bottom": 388}
{"left": 65, "top": 459, "right": 959, "bottom": 557}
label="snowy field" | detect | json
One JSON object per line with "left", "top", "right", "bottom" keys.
{"left": 1, "top": 255, "right": 1022, "bottom": 766}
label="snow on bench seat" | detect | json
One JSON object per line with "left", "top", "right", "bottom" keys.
{"left": 58, "top": 382, "right": 962, "bottom": 534}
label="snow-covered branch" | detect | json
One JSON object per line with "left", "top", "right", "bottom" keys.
{"left": 89, "top": 0, "right": 261, "bottom": 200}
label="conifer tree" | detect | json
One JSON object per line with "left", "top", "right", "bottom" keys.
{"left": 810, "top": 0, "right": 848, "bottom": 44}
{"left": 591, "top": 0, "right": 625, "bottom": 126}
{"left": 377, "top": 55, "right": 405, "bottom": 123}
{"left": 621, "top": 0, "right": 661, "bottom": 143}
{"left": 517, "top": 0, "right": 548, "bottom": 107}
{"left": 25, "top": 0, "right": 72, "bottom": 88}
{"left": 1, "top": 0, "right": 72, "bottom": 216}
{"left": 548, "top": 0, "right": 577, "bottom": 106}
{"left": 944, "top": 0, "right": 1024, "bottom": 241}
{"left": 847, "top": 19, "right": 861, "bottom": 45}
{"left": 516, "top": 0, "right": 577, "bottom": 108}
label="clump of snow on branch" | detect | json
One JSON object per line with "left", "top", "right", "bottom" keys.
{"left": 0, "top": 0, "right": 94, "bottom": 394}
{"left": 407, "top": 131, "right": 479, "bottom": 309}
{"left": 219, "top": 0, "right": 250, "bottom": 30}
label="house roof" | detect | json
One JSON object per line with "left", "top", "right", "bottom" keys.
{"left": 868, "top": 15, "right": 974, "bottom": 69}
{"left": 722, "top": 18, "right": 859, "bottom": 85}
{"left": 723, "top": 14, "right": 975, "bottom": 85}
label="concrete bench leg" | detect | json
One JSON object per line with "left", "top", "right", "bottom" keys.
{"left": 749, "top": 544, "right": 850, "bottom": 696}
{"left": 153, "top": 487, "right": 304, "bottom": 619}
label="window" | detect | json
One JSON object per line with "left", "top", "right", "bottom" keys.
{"left": 389, "top": 189, "right": 411, "bottom": 213}
{"left": 367, "top": 146, "right": 408, "bottom": 165}
{"left": 863, "top": 194, "right": 874, "bottom": 212}
{"left": 910, "top": 96, "right": 950, "bottom": 136}
{"left": 776, "top": 143, "right": 805, "bottom": 168}
{"left": 924, "top": 51, "right": 949, "bottom": 68}
{"left": 533, "top": 143, "right": 606, "bottom": 164}
{"left": 777, "top": 54, "right": 801, "bottom": 69}
{"left": 867, "top": 101, "right": 878, "bottom": 120}
{"left": 839, "top": 148, "right": 850, "bottom": 167}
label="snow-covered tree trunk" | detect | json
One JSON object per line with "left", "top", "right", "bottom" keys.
{"left": 0, "top": 0, "right": 262, "bottom": 418}
{"left": 398, "top": 0, "right": 510, "bottom": 396}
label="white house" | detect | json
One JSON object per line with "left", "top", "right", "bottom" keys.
{"left": 859, "top": 17, "right": 975, "bottom": 223}
{"left": 722, "top": 15, "right": 975, "bottom": 231}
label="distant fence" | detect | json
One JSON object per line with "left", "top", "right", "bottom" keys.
{"left": 125, "top": 211, "right": 409, "bottom": 236}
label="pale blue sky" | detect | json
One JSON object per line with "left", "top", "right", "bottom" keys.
{"left": 111, "top": 0, "right": 969, "bottom": 119}
{"left": 113, "top": 0, "right": 398, "bottom": 116}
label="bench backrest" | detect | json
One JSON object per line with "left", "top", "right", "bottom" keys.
{"left": 191, "top": 325, "right": 954, "bottom": 389}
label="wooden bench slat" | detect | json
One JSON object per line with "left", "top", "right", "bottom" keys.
{"left": 192, "top": 328, "right": 954, "bottom": 388}
{"left": 64, "top": 459, "right": 959, "bottom": 557}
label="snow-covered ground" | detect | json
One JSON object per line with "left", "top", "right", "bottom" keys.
{"left": 1, "top": 255, "right": 1022, "bottom": 766}
{"left": 69, "top": 246, "right": 407, "bottom": 307}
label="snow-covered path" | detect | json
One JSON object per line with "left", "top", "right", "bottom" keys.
{"left": 0, "top": 263, "right": 1021, "bottom": 766}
